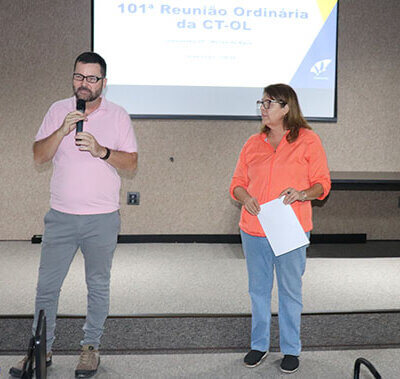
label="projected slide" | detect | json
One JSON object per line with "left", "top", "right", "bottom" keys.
{"left": 93, "top": 0, "right": 338, "bottom": 119}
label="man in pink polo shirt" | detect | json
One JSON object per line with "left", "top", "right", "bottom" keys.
{"left": 10, "top": 52, "right": 137, "bottom": 379}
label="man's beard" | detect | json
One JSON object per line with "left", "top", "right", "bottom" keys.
{"left": 73, "top": 85, "right": 102, "bottom": 102}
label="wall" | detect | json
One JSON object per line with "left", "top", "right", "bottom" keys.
{"left": 0, "top": 0, "right": 399, "bottom": 240}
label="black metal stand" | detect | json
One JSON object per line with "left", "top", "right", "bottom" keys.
{"left": 20, "top": 309, "right": 47, "bottom": 379}
{"left": 354, "top": 357, "right": 382, "bottom": 379}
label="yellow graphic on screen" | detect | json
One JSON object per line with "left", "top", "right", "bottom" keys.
{"left": 316, "top": 0, "right": 337, "bottom": 21}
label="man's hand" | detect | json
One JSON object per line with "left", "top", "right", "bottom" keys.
{"left": 75, "top": 132, "right": 106, "bottom": 158}
{"left": 60, "top": 111, "right": 87, "bottom": 136}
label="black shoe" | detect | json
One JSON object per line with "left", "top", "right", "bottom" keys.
{"left": 9, "top": 352, "right": 52, "bottom": 378}
{"left": 244, "top": 350, "right": 268, "bottom": 367}
{"left": 280, "top": 355, "right": 299, "bottom": 373}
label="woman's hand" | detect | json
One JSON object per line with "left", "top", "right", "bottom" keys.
{"left": 279, "top": 187, "right": 304, "bottom": 204}
{"left": 232, "top": 186, "right": 261, "bottom": 215}
{"left": 244, "top": 196, "right": 261, "bottom": 215}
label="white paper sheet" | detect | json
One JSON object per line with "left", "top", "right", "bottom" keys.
{"left": 257, "top": 197, "right": 309, "bottom": 256}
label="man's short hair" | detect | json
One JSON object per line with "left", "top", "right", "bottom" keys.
{"left": 74, "top": 52, "right": 107, "bottom": 77}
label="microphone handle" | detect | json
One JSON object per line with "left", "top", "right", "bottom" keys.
{"left": 76, "top": 120, "right": 83, "bottom": 134}
{"left": 76, "top": 99, "right": 85, "bottom": 134}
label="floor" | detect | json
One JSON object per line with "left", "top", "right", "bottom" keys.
{"left": 1, "top": 241, "right": 400, "bottom": 316}
{"left": 1, "top": 241, "right": 399, "bottom": 378}
{"left": 1, "top": 348, "right": 396, "bottom": 378}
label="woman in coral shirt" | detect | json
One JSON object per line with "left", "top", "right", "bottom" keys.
{"left": 230, "top": 84, "right": 330, "bottom": 374}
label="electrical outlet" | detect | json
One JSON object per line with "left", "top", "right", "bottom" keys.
{"left": 127, "top": 192, "right": 140, "bottom": 205}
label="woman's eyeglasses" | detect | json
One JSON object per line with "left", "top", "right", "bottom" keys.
{"left": 256, "top": 99, "right": 286, "bottom": 110}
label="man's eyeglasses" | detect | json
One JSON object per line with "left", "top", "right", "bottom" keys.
{"left": 73, "top": 73, "right": 104, "bottom": 84}
{"left": 257, "top": 99, "right": 286, "bottom": 110}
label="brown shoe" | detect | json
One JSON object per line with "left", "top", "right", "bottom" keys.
{"left": 9, "top": 352, "right": 52, "bottom": 378}
{"left": 75, "top": 345, "right": 100, "bottom": 378}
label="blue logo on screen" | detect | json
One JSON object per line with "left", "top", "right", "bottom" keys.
{"left": 310, "top": 59, "right": 332, "bottom": 79}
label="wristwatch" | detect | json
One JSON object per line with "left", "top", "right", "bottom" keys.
{"left": 100, "top": 147, "right": 111, "bottom": 160}
{"left": 300, "top": 191, "right": 307, "bottom": 202}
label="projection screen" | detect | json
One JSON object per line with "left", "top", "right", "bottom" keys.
{"left": 93, "top": 0, "right": 338, "bottom": 120}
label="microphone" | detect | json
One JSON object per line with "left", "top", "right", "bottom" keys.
{"left": 76, "top": 99, "right": 86, "bottom": 133}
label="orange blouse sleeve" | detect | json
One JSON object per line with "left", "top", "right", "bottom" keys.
{"left": 305, "top": 133, "right": 331, "bottom": 200}
{"left": 229, "top": 143, "right": 250, "bottom": 200}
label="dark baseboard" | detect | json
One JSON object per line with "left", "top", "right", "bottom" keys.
{"left": 117, "top": 234, "right": 242, "bottom": 244}
{"left": 310, "top": 233, "right": 366, "bottom": 244}
{"left": 31, "top": 233, "right": 367, "bottom": 244}
{"left": 331, "top": 182, "right": 400, "bottom": 191}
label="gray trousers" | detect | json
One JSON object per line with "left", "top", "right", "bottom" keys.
{"left": 32, "top": 209, "right": 120, "bottom": 352}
